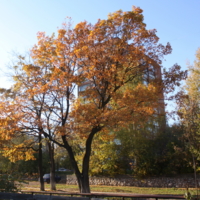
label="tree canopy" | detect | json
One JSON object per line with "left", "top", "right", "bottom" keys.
{"left": 0, "top": 7, "right": 185, "bottom": 193}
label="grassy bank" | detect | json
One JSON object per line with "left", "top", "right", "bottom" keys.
{"left": 21, "top": 181, "right": 199, "bottom": 196}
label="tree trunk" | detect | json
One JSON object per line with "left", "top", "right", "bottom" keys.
{"left": 192, "top": 153, "right": 198, "bottom": 197}
{"left": 38, "top": 133, "right": 45, "bottom": 191}
{"left": 62, "top": 126, "right": 101, "bottom": 193}
{"left": 76, "top": 173, "right": 90, "bottom": 193}
{"left": 62, "top": 137, "right": 91, "bottom": 193}
{"left": 48, "top": 141, "right": 56, "bottom": 190}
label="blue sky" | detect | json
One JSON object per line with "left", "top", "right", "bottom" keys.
{"left": 0, "top": 0, "right": 199, "bottom": 117}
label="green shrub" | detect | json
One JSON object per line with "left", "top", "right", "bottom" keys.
{"left": 0, "top": 174, "right": 18, "bottom": 192}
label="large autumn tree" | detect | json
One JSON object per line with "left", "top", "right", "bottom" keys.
{"left": 0, "top": 7, "right": 185, "bottom": 193}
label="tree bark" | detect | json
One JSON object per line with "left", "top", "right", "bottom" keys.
{"left": 48, "top": 141, "right": 56, "bottom": 190}
{"left": 38, "top": 133, "right": 45, "bottom": 191}
{"left": 77, "top": 174, "right": 90, "bottom": 193}
{"left": 192, "top": 153, "right": 198, "bottom": 197}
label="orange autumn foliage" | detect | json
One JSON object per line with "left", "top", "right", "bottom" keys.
{"left": 0, "top": 7, "right": 185, "bottom": 193}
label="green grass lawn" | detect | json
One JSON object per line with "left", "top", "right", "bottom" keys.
{"left": 21, "top": 181, "right": 199, "bottom": 196}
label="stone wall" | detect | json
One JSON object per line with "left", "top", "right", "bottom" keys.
{"left": 66, "top": 175, "right": 199, "bottom": 188}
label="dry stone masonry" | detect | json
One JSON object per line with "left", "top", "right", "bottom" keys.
{"left": 66, "top": 175, "right": 199, "bottom": 188}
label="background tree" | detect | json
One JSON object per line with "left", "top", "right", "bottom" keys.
{"left": 177, "top": 48, "right": 200, "bottom": 189}
{"left": 0, "top": 58, "right": 56, "bottom": 191}
{"left": 54, "top": 146, "right": 73, "bottom": 170}
{"left": 88, "top": 121, "right": 191, "bottom": 177}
